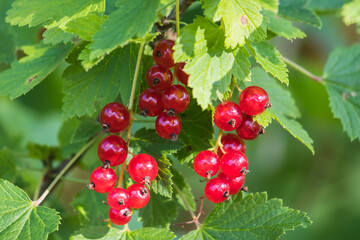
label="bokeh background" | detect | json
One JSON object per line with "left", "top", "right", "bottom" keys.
{"left": 1, "top": 1, "right": 360, "bottom": 239}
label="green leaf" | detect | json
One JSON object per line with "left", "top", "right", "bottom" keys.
{"left": 6, "top": 0, "right": 105, "bottom": 28}
{"left": 248, "top": 41, "right": 289, "bottom": 85}
{"left": 131, "top": 128, "right": 184, "bottom": 159}
{"left": 0, "top": 27, "right": 16, "bottom": 64}
{"left": 181, "top": 192, "right": 311, "bottom": 240}
{"left": 78, "top": 44, "right": 104, "bottom": 71}
{"left": 173, "top": 16, "right": 251, "bottom": 109}
{"left": 254, "top": 0, "right": 279, "bottom": 12}
{"left": 0, "top": 43, "right": 72, "bottom": 99}
{"left": 26, "top": 142, "right": 62, "bottom": 161}
{"left": 42, "top": 27, "right": 75, "bottom": 45}
{"left": 279, "top": 0, "right": 321, "bottom": 28}
{"left": 65, "top": 14, "right": 106, "bottom": 42}
{"left": 89, "top": 0, "right": 160, "bottom": 60}
{"left": 202, "top": 0, "right": 266, "bottom": 48}
{"left": 323, "top": 43, "right": 360, "bottom": 141}
{"left": 0, "top": 148, "right": 17, "bottom": 181}
{"left": 253, "top": 109, "right": 273, "bottom": 128}
{"left": 71, "top": 226, "right": 175, "bottom": 240}
{"left": 62, "top": 43, "right": 139, "bottom": 119}
{"left": 72, "top": 189, "right": 108, "bottom": 226}
{"left": 71, "top": 117, "right": 100, "bottom": 143}
{"left": 139, "top": 193, "right": 177, "bottom": 227}
{"left": 264, "top": 10, "right": 306, "bottom": 41}
{"left": 244, "top": 68, "right": 314, "bottom": 154}
{"left": 308, "top": 0, "right": 344, "bottom": 12}
{"left": 150, "top": 156, "right": 173, "bottom": 198}
{"left": 0, "top": 179, "right": 61, "bottom": 239}
{"left": 172, "top": 168, "right": 196, "bottom": 211}
{"left": 341, "top": 0, "right": 360, "bottom": 33}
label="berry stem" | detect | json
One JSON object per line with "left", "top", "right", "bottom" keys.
{"left": 176, "top": 0, "right": 180, "bottom": 37}
{"left": 32, "top": 132, "right": 104, "bottom": 206}
{"left": 214, "top": 130, "right": 224, "bottom": 154}
{"left": 33, "top": 167, "right": 48, "bottom": 200}
{"left": 283, "top": 56, "right": 324, "bottom": 84}
{"left": 117, "top": 41, "right": 145, "bottom": 188}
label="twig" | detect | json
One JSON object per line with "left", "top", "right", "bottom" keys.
{"left": 176, "top": 0, "right": 180, "bottom": 37}
{"left": 283, "top": 56, "right": 324, "bottom": 84}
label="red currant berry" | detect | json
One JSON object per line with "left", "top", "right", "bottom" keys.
{"left": 204, "top": 178, "right": 230, "bottom": 203}
{"left": 217, "top": 133, "right": 246, "bottom": 159}
{"left": 239, "top": 86, "right": 271, "bottom": 116}
{"left": 218, "top": 171, "right": 245, "bottom": 195}
{"left": 98, "top": 135, "right": 128, "bottom": 167}
{"left": 128, "top": 154, "right": 158, "bottom": 185}
{"left": 88, "top": 167, "right": 117, "bottom": 193}
{"left": 127, "top": 184, "right": 150, "bottom": 209}
{"left": 146, "top": 65, "right": 173, "bottom": 92}
{"left": 220, "top": 151, "right": 249, "bottom": 178}
{"left": 155, "top": 112, "right": 181, "bottom": 141}
{"left": 138, "top": 88, "right": 164, "bottom": 117}
{"left": 193, "top": 150, "right": 220, "bottom": 178}
{"left": 214, "top": 101, "right": 242, "bottom": 131}
{"left": 100, "top": 103, "right": 129, "bottom": 133}
{"left": 163, "top": 85, "right": 190, "bottom": 114}
{"left": 107, "top": 188, "right": 130, "bottom": 210}
{"left": 174, "top": 62, "right": 189, "bottom": 85}
{"left": 236, "top": 114, "right": 264, "bottom": 140}
{"left": 109, "top": 207, "right": 132, "bottom": 225}
{"left": 153, "top": 40, "right": 175, "bottom": 69}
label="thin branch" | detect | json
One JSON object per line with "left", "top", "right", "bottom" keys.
{"left": 283, "top": 56, "right": 324, "bottom": 84}
{"left": 176, "top": 0, "right": 181, "bottom": 37}
{"left": 32, "top": 133, "right": 103, "bottom": 206}
{"left": 33, "top": 168, "right": 48, "bottom": 200}
{"left": 117, "top": 41, "right": 145, "bottom": 188}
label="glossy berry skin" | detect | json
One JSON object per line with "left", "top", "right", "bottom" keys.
{"left": 193, "top": 150, "right": 220, "bottom": 178}
{"left": 98, "top": 135, "right": 128, "bottom": 166}
{"left": 138, "top": 89, "right": 164, "bottom": 117}
{"left": 174, "top": 62, "right": 189, "bottom": 85}
{"left": 218, "top": 171, "right": 245, "bottom": 195}
{"left": 236, "top": 114, "right": 262, "bottom": 140}
{"left": 220, "top": 151, "right": 249, "bottom": 178}
{"left": 109, "top": 207, "right": 132, "bottom": 225}
{"left": 163, "top": 85, "right": 190, "bottom": 114}
{"left": 100, "top": 103, "right": 130, "bottom": 133}
{"left": 239, "top": 86, "right": 270, "bottom": 116}
{"left": 127, "top": 184, "right": 150, "bottom": 209}
{"left": 153, "top": 40, "right": 175, "bottom": 69}
{"left": 155, "top": 112, "right": 181, "bottom": 141}
{"left": 107, "top": 188, "right": 130, "bottom": 210}
{"left": 217, "top": 133, "right": 246, "bottom": 159}
{"left": 205, "top": 178, "right": 230, "bottom": 203}
{"left": 214, "top": 101, "right": 242, "bottom": 131}
{"left": 146, "top": 65, "right": 173, "bottom": 92}
{"left": 89, "top": 167, "right": 117, "bottom": 193}
{"left": 128, "top": 154, "right": 158, "bottom": 184}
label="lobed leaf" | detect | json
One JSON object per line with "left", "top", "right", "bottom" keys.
{"left": 279, "top": 0, "right": 321, "bottom": 28}
{"left": 341, "top": 0, "right": 360, "bottom": 33}
{"left": 0, "top": 148, "right": 17, "bottom": 181}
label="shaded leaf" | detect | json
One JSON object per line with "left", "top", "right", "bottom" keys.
{"left": 279, "top": 0, "right": 321, "bottom": 28}
{"left": 0, "top": 148, "right": 17, "bottom": 181}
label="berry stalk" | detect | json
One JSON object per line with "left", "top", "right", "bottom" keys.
{"left": 117, "top": 42, "right": 146, "bottom": 188}
{"left": 283, "top": 56, "right": 324, "bottom": 84}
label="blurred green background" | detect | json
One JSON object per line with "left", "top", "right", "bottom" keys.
{"left": 1, "top": 1, "right": 360, "bottom": 240}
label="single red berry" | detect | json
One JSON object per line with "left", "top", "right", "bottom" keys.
{"left": 107, "top": 188, "right": 130, "bottom": 210}
{"left": 163, "top": 85, "right": 190, "bottom": 114}
{"left": 220, "top": 151, "right": 249, "bottom": 178}
{"left": 217, "top": 133, "right": 246, "bottom": 159}
{"left": 153, "top": 40, "right": 175, "bottom": 69}
{"left": 236, "top": 114, "right": 263, "bottom": 140}
{"left": 218, "top": 171, "right": 245, "bottom": 195}
{"left": 204, "top": 178, "right": 230, "bottom": 203}
{"left": 146, "top": 65, "right": 173, "bottom": 92}
{"left": 127, "top": 184, "right": 150, "bottom": 209}
{"left": 214, "top": 101, "right": 242, "bottom": 131}
{"left": 128, "top": 154, "right": 158, "bottom": 185}
{"left": 193, "top": 150, "right": 220, "bottom": 178}
{"left": 155, "top": 112, "right": 181, "bottom": 141}
{"left": 138, "top": 88, "right": 164, "bottom": 117}
{"left": 239, "top": 86, "right": 271, "bottom": 116}
{"left": 98, "top": 135, "right": 128, "bottom": 167}
{"left": 100, "top": 103, "right": 129, "bottom": 133}
{"left": 174, "top": 62, "right": 189, "bottom": 85}
{"left": 89, "top": 167, "right": 117, "bottom": 193}
{"left": 109, "top": 207, "right": 132, "bottom": 225}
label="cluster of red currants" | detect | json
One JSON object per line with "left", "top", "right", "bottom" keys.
{"left": 193, "top": 86, "right": 270, "bottom": 203}
{"left": 88, "top": 102, "right": 159, "bottom": 225}
{"left": 138, "top": 40, "right": 190, "bottom": 141}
